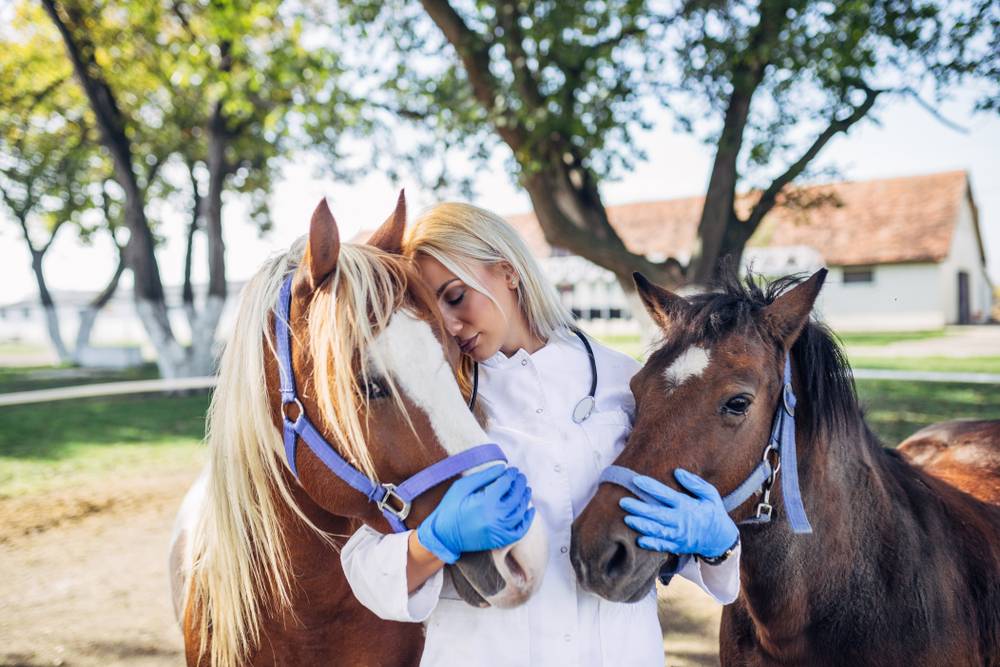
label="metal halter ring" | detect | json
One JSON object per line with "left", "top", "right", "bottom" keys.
{"left": 761, "top": 443, "right": 782, "bottom": 484}
{"left": 376, "top": 483, "right": 412, "bottom": 521}
{"left": 281, "top": 397, "right": 304, "bottom": 424}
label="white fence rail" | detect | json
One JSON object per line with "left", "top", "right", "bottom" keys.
{"left": 0, "top": 369, "right": 996, "bottom": 408}
{"left": 0, "top": 377, "right": 217, "bottom": 407}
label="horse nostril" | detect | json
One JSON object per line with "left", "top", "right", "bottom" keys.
{"left": 504, "top": 549, "right": 526, "bottom": 585}
{"left": 602, "top": 538, "right": 631, "bottom": 579}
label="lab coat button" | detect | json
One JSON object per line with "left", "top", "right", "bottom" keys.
{"left": 564, "top": 633, "right": 572, "bottom": 642}
{"left": 521, "top": 359, "right": 528, "bottom": 366}
{"left": 536, "top": 408, "right": 543, "bottom": 414}
{"left": 554, "top": 464, "right": 562, "bottom": 473}
{"left": 560, "top": 546, "right": 568, "bottom": 554}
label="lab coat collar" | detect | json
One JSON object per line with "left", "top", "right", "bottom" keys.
{"left": 480, "top": 327, "right": 576, "bottom": 370}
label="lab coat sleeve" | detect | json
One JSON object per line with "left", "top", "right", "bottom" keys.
{"left": 675, "top": 544, "right": 741, "bottom": 604}
{"left": 340, "top": 524, "right": 444, "bottom": 622}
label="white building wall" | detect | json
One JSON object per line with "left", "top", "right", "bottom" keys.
{"left": 815, "top": 263, "right": 945, "bottom": 331}
{"left": 938, "top": 196, "right": 993, "bottom": 323}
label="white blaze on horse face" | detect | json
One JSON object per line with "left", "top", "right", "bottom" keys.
{"left": 372, "top": 310, "right": 548, "bottom": 606}
{"left": 663, "top": 345, "right": 711, "bottom": 390}
{"left": 370, "top": 311, "right": 489, "bottom": 456}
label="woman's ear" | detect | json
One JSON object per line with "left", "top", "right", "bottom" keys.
{"left": 498, "top": 261, "right": 519, "bottom": 290}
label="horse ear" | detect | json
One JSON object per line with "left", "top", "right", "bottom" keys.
{"left": 762, "top": 269, "right": 828, "bottom": 348}
{"left": 633, "top": 272, "right": 691, "bottom": 331}
{"left": 368, "top": 190, "right": 406, "bottom": 255}
{"left": 303, "top": 198, "right": 341, "bottom": 292}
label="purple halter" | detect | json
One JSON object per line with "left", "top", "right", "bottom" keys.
{"left": 274, "top": 275, "right": 507, "bottom": 532}
{"left": 599, "top": 352, "right": 813, "bottom": 534}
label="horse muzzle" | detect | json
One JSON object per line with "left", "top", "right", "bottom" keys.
{"left": 570, "top": 489, "right": 662, "bottom": 603}
{"left": 451, "top": 514, "right": 549, "bottom": 608}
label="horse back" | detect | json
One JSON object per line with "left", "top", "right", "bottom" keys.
{"left": 899, "top": 419, "right": 1000, "bottom": 505}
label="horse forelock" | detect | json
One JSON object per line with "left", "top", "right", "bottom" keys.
{"left": 307, "top": 243, "right": 427, "bottom": 483}
{"left": 658, "top": 267, "right": 861, "bottom": 442}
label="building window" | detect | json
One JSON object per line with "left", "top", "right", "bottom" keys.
{"left": 842, "top": 267, "right": 874, "bottom": 284}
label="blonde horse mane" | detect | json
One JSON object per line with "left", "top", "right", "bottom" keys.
{"left": 188, "top": 238, "right": 423, "bottom": 667}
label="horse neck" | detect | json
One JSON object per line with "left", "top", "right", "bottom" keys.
{"left": 271, "top": 468, "right": 358, "bottom": 612}
{"left": 737, "top": 414, "right": 908, "bottom": 639}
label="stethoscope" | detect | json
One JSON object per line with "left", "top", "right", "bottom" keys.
{"left": 467, "top": 327, "right": 598, "bottom": 423}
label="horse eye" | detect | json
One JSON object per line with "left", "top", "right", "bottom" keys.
{"left": 722, "top": 395, "right": 751, "bottom": 415}
{"left": 364, "top": 377, "right": 391, "bottom": 400}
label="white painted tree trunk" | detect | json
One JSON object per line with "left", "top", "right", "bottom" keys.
{"left": 43, "top": 304, "right": 73, "bottom": 365}
{"left": 135, "top": 299, "right": 189, "bottom": 379}
{"left": 188, "top": 295, "right": 225, "bottom": 376}
{"left": 72, "top": 306, "right": 99, "bottom": 365}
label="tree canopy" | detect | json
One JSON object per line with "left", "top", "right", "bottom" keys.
{"left": 338, "top": 0, "right": 999, "bottom": 288}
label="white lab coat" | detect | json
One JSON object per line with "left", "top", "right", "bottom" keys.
{"left": 341, "top": 329, "right": 740, "bottom": 666}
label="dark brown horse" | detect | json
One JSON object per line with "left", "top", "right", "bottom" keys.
{"left": 170, "top": 194, "right": 547, "bottom": 666}
{"left": 571, "top": 269, "right": 1000, "bottom": 665}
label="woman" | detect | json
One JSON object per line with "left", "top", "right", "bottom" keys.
{"left": 341, "top": 203, "right": 740, "bottom": 665}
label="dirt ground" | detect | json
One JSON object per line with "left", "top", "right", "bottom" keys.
{"left": 0, "top": 465, "right": 721, "bottom": 667}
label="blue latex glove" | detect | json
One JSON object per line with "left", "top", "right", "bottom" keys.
{"left": 619, "top": 469, "right": 739, "bottom": 558}
{"left": 417, "top": 465, "right": 535, "bottom": 564}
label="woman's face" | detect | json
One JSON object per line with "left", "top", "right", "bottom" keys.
{"left": 415, "top": 255, "right": 526, "bottom": 362}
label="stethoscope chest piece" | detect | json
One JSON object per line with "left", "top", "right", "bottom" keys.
{"left": 572, "top": 395, "right": 595, "bottom": 424}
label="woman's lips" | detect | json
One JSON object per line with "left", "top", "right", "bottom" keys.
{"left": 459, "top": 333, "right": 479, "bottom": 354}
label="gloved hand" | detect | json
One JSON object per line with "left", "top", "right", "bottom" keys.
{"left": 619, "top": 469, "right": 739, "bottom": 558}
{"left": 417, "top": 465, "right": 535, "bottom": 564}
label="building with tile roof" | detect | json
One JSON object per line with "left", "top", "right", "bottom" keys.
{"left": 507, "top": 171, "right": 992, "bottom": 332}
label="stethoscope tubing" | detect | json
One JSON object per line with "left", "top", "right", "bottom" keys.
{"left": 467, "top": 327, "right": 597, "bottom": 423}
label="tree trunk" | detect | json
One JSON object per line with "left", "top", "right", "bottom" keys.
{"left": 42, "top": 0, "right": 187, "bottom": 378}
{"left": 29, "top": 247, "right": 73, "bottom": 365}
{"left": 183, "top": 162, "right": 201, "bottom": 334}
{"left": 19, "top": 212, "right": 71, "bottom": 364}
{"left": 186, "top": 101, "right": 230, "bottom": 375}
{"left": 32, "top": 247, "right": 71, "bottom": 364}
{"left": 73, "top": 246, "right": 127, "bottom": 363}
{"left": 521, "top": 146, "right": 684, "bottom": 291}
{"left": 688, "top": 88, "right": 758, "bottom": 286}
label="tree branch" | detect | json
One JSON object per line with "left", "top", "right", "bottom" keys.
{"left": 419, "top": 0, "right": 525, "bottom": 148}
{"left": 744, "top": 86, "right": 881, "bottom": 230}
{"left": 496, "top": 1, "right": 544, "bottom": 111}
{"left": 8, "top": 75, "right": 70, "bottom": 115}
{"left": 898, "top": 86, "right": 970, "bottom": 134}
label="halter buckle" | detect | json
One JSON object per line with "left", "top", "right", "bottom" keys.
{"left": 376, "top": 483, "right": 411, "bottom": 521}
{"left": 755, "top": 501, "right": 773, "bottom": 521}
{"left": 783, "top": 383, "right": 796, "bottom": 416}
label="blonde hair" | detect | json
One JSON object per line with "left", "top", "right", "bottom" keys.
{"left": 403, "top": 202, "right": 574, "bottom": 343}
{"left": 189, "top": 239, "right": 420, "bottom": 667}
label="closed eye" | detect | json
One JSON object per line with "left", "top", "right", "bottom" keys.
{"left": 444, "top": 289, "right": 465, "bottom": 307}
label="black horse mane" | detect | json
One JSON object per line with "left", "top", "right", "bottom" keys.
{"left": 673, "top": 267, "right": 862, "bottom": 441}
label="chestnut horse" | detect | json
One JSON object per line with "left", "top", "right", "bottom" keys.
{"left": 572, "top": 269, "right": 1000, "bottom": 665}
{"left": 169, "top": 194, "right": 547, "bottom": 666}
{"left": 899, "top": 420, "right": 1000, "bottom": 505}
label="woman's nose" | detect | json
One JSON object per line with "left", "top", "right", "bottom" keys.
{"left": 443, "top": 311, "right": 463, "bottom": 337}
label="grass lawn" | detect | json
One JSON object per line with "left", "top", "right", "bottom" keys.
{"left": 850, "top": 356, "right": 1000, "bottom": 374}
{"left": 596, "top": 333, "right": 649, "bottom": 360}
{"left": 0, "top": 363, "right": 160, "bottom": 393}
{"left": 0, "top": 392, "right": 209, "bottom": 497}
{"left": 857, "top": 380, "right": 998, "bottom": 446}
{"left": 0, "top": 353, "right": 995, "bottom": 499}
{"left": 834, "top": 330, "right": 946, "bottom": 347}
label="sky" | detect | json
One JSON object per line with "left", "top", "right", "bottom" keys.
{"left": 1, "top": 89, "right": 998, "bottom": 307}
